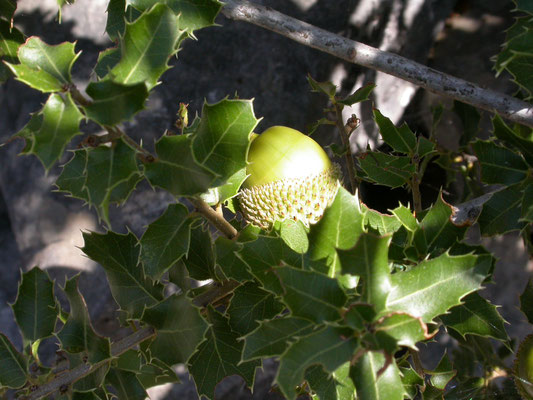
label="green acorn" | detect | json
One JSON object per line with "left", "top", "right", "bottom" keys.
{"left": 239, "top": 126, "right": 340, "bottom": 229}
{"left": 515, "top": 334, "right": 533, "bottom": 399}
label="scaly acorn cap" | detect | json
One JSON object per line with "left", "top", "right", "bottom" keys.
{"left": 239, "top": 126, "right": 340, "bottom": 229}
{"left": 514, "top": 334, "right": 533, "bottom": 399}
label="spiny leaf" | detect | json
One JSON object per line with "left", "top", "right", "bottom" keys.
{"left": 108, "top": 3, "right": 182, "bottom": 89}
{"left": 81, "top": 231, "right": 163, "bottom": 319}
{"left": 67, "top": 353, "right": 110, "bottom": 392}
{"left": 56, "top": 148, "right": 88, "bottom": 199}
{"left": 84, "top": 139, "right": 142, "bottom": 226}
{"left": 276, "top": 325, "right": 359, "bottom": 400}
{"left": 472, "top": 140, "right": 529, "bottom": 185}
{"left": 429, "top": 351, "right": 456, "bottom": 390}
{"left": 16, "top": 93, "right": 83, "bottom": 171}
{"left": 56, "top": 275, "right": 111, "bottom": 363}
{"left": 440, "top": 292, "right": 510, "bottom": 344}
{"left": 269, "top": 265, "right": 347, "bottom": 323}
{"left": 477, "top": 183, "right": 527, "bottom": 236}
{"left": 386, "top": 253, "right": 492, "bottom": 323}
{"left": 144, "top": 134, "right": 217, "bottom": 196}
{"left": 374, "top": 109, "right": 416, "bottom": 154}
{"left": 140, "top": 203, "right": 195, "bottom": 280}
{"left": 105, "top": 0, "right": 126, "bottom": 40}
{"left": 84, "top": 80, "right": 148, "bottom": 126}
{"left": 278, "top": 219, "right": 309, "bottom": 254}
{"left": 308, "top": 187, "right": 365, "bottom": 278}
{"left": 0, "top": 19, "right": 24, "bottom": 82}
{"left": 105, "top": 368, "right": 147, "bottom": 400}
{"left": 214, "top": 237, "right": 253, "bottom": 282}
{"left": 373, "top": 313, "right": 431, "bottom": 350}
{"left": 453, "top": 101, "right": 480, "bottom": 147}
{"left": 520, "top": 278, "right": 533, "bottom": 324}
{"left": 7, "top": 37, "right": 79, "bottom": 92}
{"left": 391, "top": 204, "right": 418, "bottom": 232}
{"left": 492, "top": 115, "right": 533, "bottom": 167}
{"left": 0, "top": 333, "right": 28, "bottom": 389}
{"left": 305, "top": 362, "right": 356, "bottom": 400}
{"left": 307, "top": 74, "right": 337, "bottom": 99}
{"left": 184, "top": 221, "right": 216, "bottom": 281}
{"left": 11, "top": 267, "right": 57, "bottom": 342}
{"left": 241, "top": 316, "right": 314, "bottom": 361}
{"left": 192, "top": 98, "right": 258, "bottom": 186}
{"left": 350, "top": 351, "right": 405, "bottom": 400}
{"left": 338, "top": 232, "right": 391, "bottom": 313}
{"left": 338, "top": 83, "right": 376, "bottom": 106}
{"left": 359, "top": 151, "right": 415, "bottom": 188}
{"left": 361, "top": 204, "right": 402, "bottom": 235}
{"left": 127, "top": 0, "right": 223, "bottom": 33}
{"left": 188, "top": 307, "right": 260, "bottom": 399}
{"left": 226, "top": 282, "right": 284, "bottom": 335}
{"left": 140, "top": 294, "right": 207, "bottom": 367}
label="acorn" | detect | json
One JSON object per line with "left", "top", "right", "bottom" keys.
{"left": 514, "top": 334, "right": 533, "bottom": 399}
{"left": 238, "top": 126, "right": 341, "bottom": 229}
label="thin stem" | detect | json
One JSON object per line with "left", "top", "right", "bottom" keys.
{"left": 192, "top": 280, "right": 241, "bottom": 308}
{"left": 188, "top": 197, "right": 239, "bottom": 239}
{"left": 334, "top": 103, "right": 358, "bottom": 194}
{"left": 221, "top": 0, "right": 533, "bottom": 128}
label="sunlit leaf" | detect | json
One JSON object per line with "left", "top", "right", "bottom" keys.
{"left": 7, "top": 37, "right": 79, "bottom": 92}
{"left": 276, "top": 325, "right": 359, "bottom": 400}
{"left": 374, "top": 109, "right": 416, "bottom": 154}
{"left": 109, "top": 4, "right": 182, "bottom": 88}
{"left": 338, "top": 83, "right": 376, "bottom": 106}
{"left": 361, "top": 204, "right": 402, "bottom": 235}
{"left": 0, "top": 333, "right": 28, "bottom": 389}
{"left": 81, "top": 231, "right": 163, "bottom": 319}
{"left": 188, "top": 307, "right": 260, "bottom": 399}
{"left": 16, "top": 93, "right": 83, "bottom": 171}
{"left": 278, "top": 219, "right": 309, "bottom": 254}
{"left": 141, "top": 294, "right": 207, "bottom": 367}
{"left": 140, "top": 203, "right": 195, "bottom": 280}
{"left": 350, "top": 351, "right": 405, "bottom": 400}
{"left": 56, "top": 275, "right": 111, "bottom": 363}
{"left": 11, "top": 267, "right": 57, "bottom": 342}
{"left": 0, "top": 19, "right": 24, "bottom": 82}
{"left": 386, "top": 253, "right": 492, "bottom": 323}
{"left": 429, "top": 351, "right": 456, "bottom": 390}
{"left": 241, "top": 316, "right": 314, "bottom": 361}
{"left": 375, "top": 313, "right": 430, "bottom": 350}
{"left": 144, "top": 134, "right": 217, "bottom": 196}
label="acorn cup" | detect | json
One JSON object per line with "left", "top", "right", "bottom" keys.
{"left": 238, "top": 126, "right": 341, "bottom": 229}
{"left": 515, "top": 334, "right": 533, "bottom": 399}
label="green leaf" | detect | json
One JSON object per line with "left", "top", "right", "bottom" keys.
{"left": 440, "top": 292, "right": 509, "bottom": 344}
{"left": 0, "top": 333, "right": 27, "bottom": 389}
{"left": 214, "top": 237, "right": 253, "bottom": 282}
{"left": 494, "top": 15, "right": 533, "bottom": 100}
{"left": 188, "top": 307, "right": 260, "bottom": 399}
{"left": 453, "top": 101, "right": 480, "bottom": 147}
{"left": 270, "top": 265, "right": 347, "bottom": 323}
{"left": 56, "top": 149, "right": 88, "bottom": 198}
{"left": 338, "top": 232, "right": 391, "bottom": 313}
{"left": 137, "top": 361, "right": 180, "bottom": 388}
{"left": 515, "top": 0, "right": 533, "bottom": 14}
{"left": 307, "top": 74, "right": 337, "bottom": 99}
{"left": 374, "top": 109, "right": 416, "bottom": 154}
{"left": 140, "top": 294, "right": 207, "bottom": 367}
{"left": 81, "top": 231, "right": 163, "bottom": 319}
{"left": 359, "top": 151, "right": 415, "bottom": 188}
{"left": 386, "top": 252, "right": 492, "bottom": 323}
{"left": 128, "top": 0, "right": 222, "bottom": 33}
{"left": 413, "top": 194, "right": 468, "bottom": 257}
{"left": 416, "top": 136, "right": 435, "bottom": 158}
{"left": 276, "top": 325, "right": 359, "bottom": 400}
{"left": 84, "top": 139, "right": 142, "bottom": 225}
{"left": 16, "top": 93, "right": 83, "bottom": 171}
{"left": 56, "top": 275, "right": 111, "bottom": 363}
{"left": 140, "top": 203, "right": 195, "bottom": 280}
{"left": 391, "top": 204, "right": 418, "bottom": 232}
{"left": 183, "top": 222, "right": 216, "bottom": 281}
{"left": 350, "top": 351, "right": 405, "bottom": 400}
{"left": 69, "top": 355, "right": 110, "bottom": 392}
{"left": 108, "top": 4, "right": 181, "bottom": 89}
{"left": 105, "top": 0, "right": 126, "bottom": 40}
{"left": 83, "top": 80, "right": 148, "bottom": 126}
{"left": 0, "top": 0, "right": 16, "bottom": 22}
{"left": 11, "top": 267, "right": 57, "bottom": 342}
{"left": 202, "top": 167, "right": 247, "bottom": 205}
{"left": 308, "top": 187, "right": 365, "bottom": 278}
{"left": 429, "top": 351, "right": 456, "bottom": 390}
{"left": 477, "top": 183, "right": 527, "bottom": 236}
{"left": 241, "top": 316, "right": 314, "bottom": 361}
{"left": 144, "top": 134, "right": 217, "bottom": 196}
{"left": 338, "top": 83, "right": 376, "bottom": 106}
{"left": 278, "top": 219, "right": 309, "bottom": 254}
{"left": 522, "top": 183, "right": 533, "bottom": 222}
{"left": 192, "top": 98, "right": 258, "bottom": 185}
{"left": 399, "top": 362, "right": 423, "bottom": 399}
{"left": 492, "top": 115, "right": 533, "bottom": 167}
{"left": 472, "top": 140, "right": 529, "bottom": 184}
{"left": 305, "top": 362, "right": 356, "bottom": 400}
{"left": 7, "top": 37, "right": 79, "bottom": 92}
{"left": 94, "top": 47, "right": 121, "bottom": 79}
{"left": 361, "top": 204, "right": 402, "bottom": 235}
{"left": 520, "top": 278, "right": 533, "bottom": 324}
{"left": 373, "top": 313, "right": 430, "bottom": 350}
{"left": 105, "top": 368, "right": 147, "bottom": 400}
{"left": 226, "top": 282, "right": 284, "bottom": 335}
{"left": 0, "top": 19, "right": 24, "bottom": 82}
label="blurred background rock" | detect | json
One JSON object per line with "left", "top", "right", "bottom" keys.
{"left": 1, "top": 0, "right": 531, "bottom": 398}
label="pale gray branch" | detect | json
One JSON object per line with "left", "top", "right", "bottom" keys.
{"left": 221, "top": 0, "right": 533, "bottom": 128}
